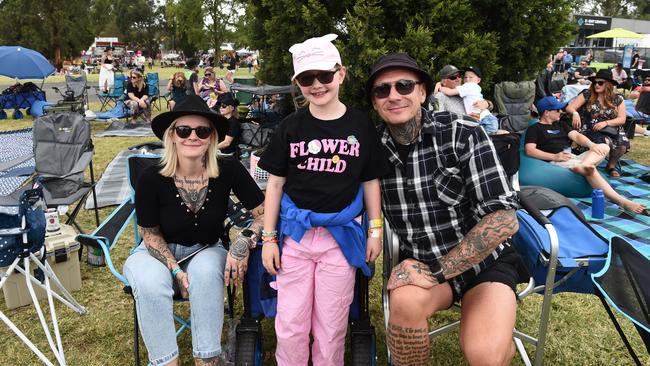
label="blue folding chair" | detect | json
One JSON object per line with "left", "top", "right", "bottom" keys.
{"left": 145, "top": 73, "right": 161, "bottom": 111}
{"left": 96, "top": 74, "right": 127, "bottom": 111}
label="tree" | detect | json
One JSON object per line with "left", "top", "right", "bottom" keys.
{"left": 0, "top": 0, "right": 94, "bottom": 69}
{"left": 247, "top": 0, "right": 578, "bottom": 109}
{"left": 204, "top": 0, "right": 244, "bottom": 55}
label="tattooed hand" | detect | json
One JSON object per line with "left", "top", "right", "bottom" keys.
{"left": 387, "top": 258, "right": 438, "bottom": 291}
{"left": 225, "top": 238, "right": 249, "bottom": 286}
{"left": 175, "top": 271, "right": 190, "bottom": 299}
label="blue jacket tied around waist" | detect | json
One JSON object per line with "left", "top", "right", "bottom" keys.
{"left": 279, "top": 186, "right": 371, "bottom": 276}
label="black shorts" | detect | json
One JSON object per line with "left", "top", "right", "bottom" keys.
{"left": 451, "top": 244, "right": 523, "bottom": 303}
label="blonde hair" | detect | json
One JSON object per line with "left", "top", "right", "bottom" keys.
{"left": 173, "top": 72, "right": 186, "bottom": 88}
{"left": 158, "top": 118, "right": 220, "bottom": 178}
{"left": 130, "top": 69, "right": 145, "bottom": 91}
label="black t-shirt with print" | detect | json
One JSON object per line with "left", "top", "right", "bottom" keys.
{"left": 525, "top": 120, "right": 574, "bottom": 156}
{"left": 135, "top": 158, "right": 264, "bottom": 246}
{"left": 258, "top": 107, "right": 388, "bottom": 213}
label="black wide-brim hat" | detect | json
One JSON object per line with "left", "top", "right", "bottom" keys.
{"left": 365, "top": 53, "right": 433, "bottom": 102}
{"left": 588, "top": 69, "right": 619, "bottom": 87}
{"left": 151, "top": 95, "right": 229, "bottom": 141}
{"left": 217, "top": 92, "right": 239, "bottom": 107}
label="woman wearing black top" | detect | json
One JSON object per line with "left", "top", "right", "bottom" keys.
{"left": 123, "top": 95, "right": 265, "bottom": 365}
{"left": 216, "top": 92, "right": 241, "bottom": 156}
{"left": 125, "top": 69, "right": 151, "bottom": 122}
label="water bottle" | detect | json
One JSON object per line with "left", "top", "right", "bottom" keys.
{"left": 591, "top": 189, "right": 605, "bottom": 219}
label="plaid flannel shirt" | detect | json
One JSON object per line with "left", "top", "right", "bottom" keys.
{"left": 379, "top": 108, "right": 519, "bottom": 293}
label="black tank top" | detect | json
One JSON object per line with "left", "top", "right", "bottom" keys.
{"left": 103, "top": 57, "right": 113, "bottom": 65}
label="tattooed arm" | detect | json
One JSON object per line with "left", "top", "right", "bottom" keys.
{"left": 224, "top": 203, "right": 265, "bottom": 286}
{"left": 438, "top": 209, "right": 518, "bottom": 279}
{"left": 387, "top": 209, "right": 518, "bottom": 290}
{"left": 140, "top": 226, "right": 177, "bottom": 270}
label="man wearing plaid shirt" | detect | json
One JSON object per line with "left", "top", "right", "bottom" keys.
{"left": 367, "top": 53, "right": 521, "bottom": 366}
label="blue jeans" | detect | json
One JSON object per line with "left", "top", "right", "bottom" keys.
{"left": 123, "top": 242, "right": 227, "bottom": 365}
{"left": 480, "top": 113, "right": 499, "bottom": 135}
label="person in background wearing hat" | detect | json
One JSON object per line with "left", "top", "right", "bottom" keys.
{"left": 99, "top": 47, "right": 114, "bottom": 93}
{"left": 367, "top": 53, "right": 520, "bottom": 366}
{"left": 566, "top": 69, "right": 629, "bottom": 177}
{"left": 216, "top": 93, "right": 241, "bottom": 156}
{"left": 258, "top": 34, "right": 386, "bottom": 366}
{"left": 123, "top": 95, "right": 265, "bottom": 366}
{"left": 436, "top": 66, "right": 500, "bottom": 134}
{"left": 185, "top": 58, "right": 201, "bottom": 96}
{"left": 526, "top": 96, "right": 647, "bottom": 215}
{"left": 432, "top": 64, "right": 493, "bottom": 115}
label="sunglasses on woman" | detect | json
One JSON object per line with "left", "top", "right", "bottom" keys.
{"left": 205, "top": 73, "right": 212, "bottom": 76}
{"left": 295, "top": 68, "right": 340, "bottom": 87}
{"left": 131, "top": 75, "right": 141, "bottom": 79}
{"left": 218, "top": 103, "right": 232, "bottom": 109}
{"left": 174, "top": 126, "right": 213, "bottom": 139}
{"left": 371, "top": 79, "right": 423, "bottom": 99}
{"left": 594, "top": 80, "right": 607, "bottom": 86}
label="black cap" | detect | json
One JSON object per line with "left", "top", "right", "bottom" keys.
{"left": 366, "top": 53, "right": 433, "bottom": 101}
{"left": 151, "top": 95, "right": 229, "bottom": 141}
{"left": 462, "top": 65, "right": 482, "bottom": 79}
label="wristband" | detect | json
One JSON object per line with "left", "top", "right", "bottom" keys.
{"left": 262, "top": 230, "right": 277, "bottom": 237}
{"left": 369, "top": 218, "right": 383, "bottom": 229}
{"left": 572, "top": 111, "right": 579, "bottom": 116}
{"left": 368, "top": 227, "right": 382, "bottom": 239}
{"left": 427, "top": 261, "right": 446, "bottom": 284}
{"left": 171, "top": 267, "right": 183, "bottom": 278}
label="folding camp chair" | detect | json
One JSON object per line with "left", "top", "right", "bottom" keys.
{"left": 96, "top": 74, "right": 127, "bottom": 111}
{"left": 0, "top": 183, "right": 86, "bottom": 366}
{"left": 51, "top": 74, "right": 90, "bottom": 113}
{"left": 76, "top": 154, "right": 237, "bottom": 366}
{"left": 31, "top": 112, "right": 99, "bottom": 233}
{"left": 592, "top": 236, "right": 650, "bottom": 366}
{"left": 494, "top": 81, "right": 536, "bottom": 134}
{"left": 145, "top": 73, "right": 161, "bottom": 111}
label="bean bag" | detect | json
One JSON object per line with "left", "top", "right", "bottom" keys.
{"left": 519, "top": 118, "right": 592, "bottom": 198}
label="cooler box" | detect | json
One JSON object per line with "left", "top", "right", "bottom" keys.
{"left": 1, "top": 224, "right": 82, "bottom": 309}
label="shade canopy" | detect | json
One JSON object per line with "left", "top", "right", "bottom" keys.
{"left": 587, "top": 28, "right": 644, "bottom": 39}
{"left": 0, "top": 46, "right": 55, "bottom": 79}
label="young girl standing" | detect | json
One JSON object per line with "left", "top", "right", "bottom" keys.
{"left": 258, "top": 34, "right": 386, "bottom": 366}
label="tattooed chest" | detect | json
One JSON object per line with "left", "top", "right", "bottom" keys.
{"left": 174, "top": 174, "right": 209, "bottom": 213}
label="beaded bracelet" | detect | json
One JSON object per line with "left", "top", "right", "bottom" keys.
{"left": 171, "top": 267, "right": 183, "bottom": 278}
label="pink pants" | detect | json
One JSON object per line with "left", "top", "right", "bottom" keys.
{"left": 275, "top": 227, "right": 356, "bottom": 366}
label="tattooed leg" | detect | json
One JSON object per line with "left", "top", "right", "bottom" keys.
{"left": 194, "top": 355, "right": 223, "bottom": 366}
{"left": 387, "top": 323, "right": 429, "bottom": 366}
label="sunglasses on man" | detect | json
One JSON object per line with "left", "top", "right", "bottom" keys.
{"left": 174, "top": 126, "right": 213, "bottom": 139}
{"left": 295, "top": 68, "right": 340, "bottom": 87}
{"left": 371, "top": 79, "right": 423, "bottom": 99}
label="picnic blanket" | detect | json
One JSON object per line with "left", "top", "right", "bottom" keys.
{"left": 0, "top": 128, "right": 34, "bottom": 196}
{"left": 85, "top": 144, "right": 162, "bottom": 209}
{"left": 94, "top": 120, "right": 155, "bottom": 137}
{"left": 94, "top": 101, "right": 131, "bottom": 120}
{"left": 570, "top": 160, "right": 650, "bottom": 248}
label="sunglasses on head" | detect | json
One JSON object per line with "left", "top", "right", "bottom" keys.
{"left": 371, "top": 79, "right": 423, "bottom": 99}
{"left": 174, "top": 125, "right": 213, "bottom": 139}
{"left": 295, "top": 68, "right": 340, "bottom": 87}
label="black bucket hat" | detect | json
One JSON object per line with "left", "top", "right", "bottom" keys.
{"left": 151, "top": 95, "right": 229, "bottom": 141}
{"left": 217, "top": 92, "right": 239, "bottom": 107}
{"left": 365, "top": 53, "right": 433, "bottom": 101}
{"left": 588, "top": 69, "right": 619, "bottom": 87}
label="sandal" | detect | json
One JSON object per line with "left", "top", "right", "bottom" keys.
{"left": 607, "top": 168, "right": 621, "bottom": 178}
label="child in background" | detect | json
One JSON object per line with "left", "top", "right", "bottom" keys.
{"left": 258, "top": 34, "right": 386, "bottom": 365}
{"left": 438, "top": 66, "right": 500, "bottom": 135}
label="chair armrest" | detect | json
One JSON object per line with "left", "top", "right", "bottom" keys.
{"left": 517, "top": 191, "right": 551, "bottom": 226}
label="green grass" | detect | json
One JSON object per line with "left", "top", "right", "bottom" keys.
{"left": 0, "top": 111, "right": 649, "bottom": 365}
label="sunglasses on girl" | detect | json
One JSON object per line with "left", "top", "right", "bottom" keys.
{"left": 295, "top": 68, "right": 340, "bottom": 87}
{"left": 371, "top": 79, "right": 423, "bottom": 99}
{"left": 175, "top": 126, "right": 213, "bottom": 139}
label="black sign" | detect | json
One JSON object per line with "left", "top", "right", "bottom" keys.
{"left": 575, "top": 15, "right": 611, "bottom": 30}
